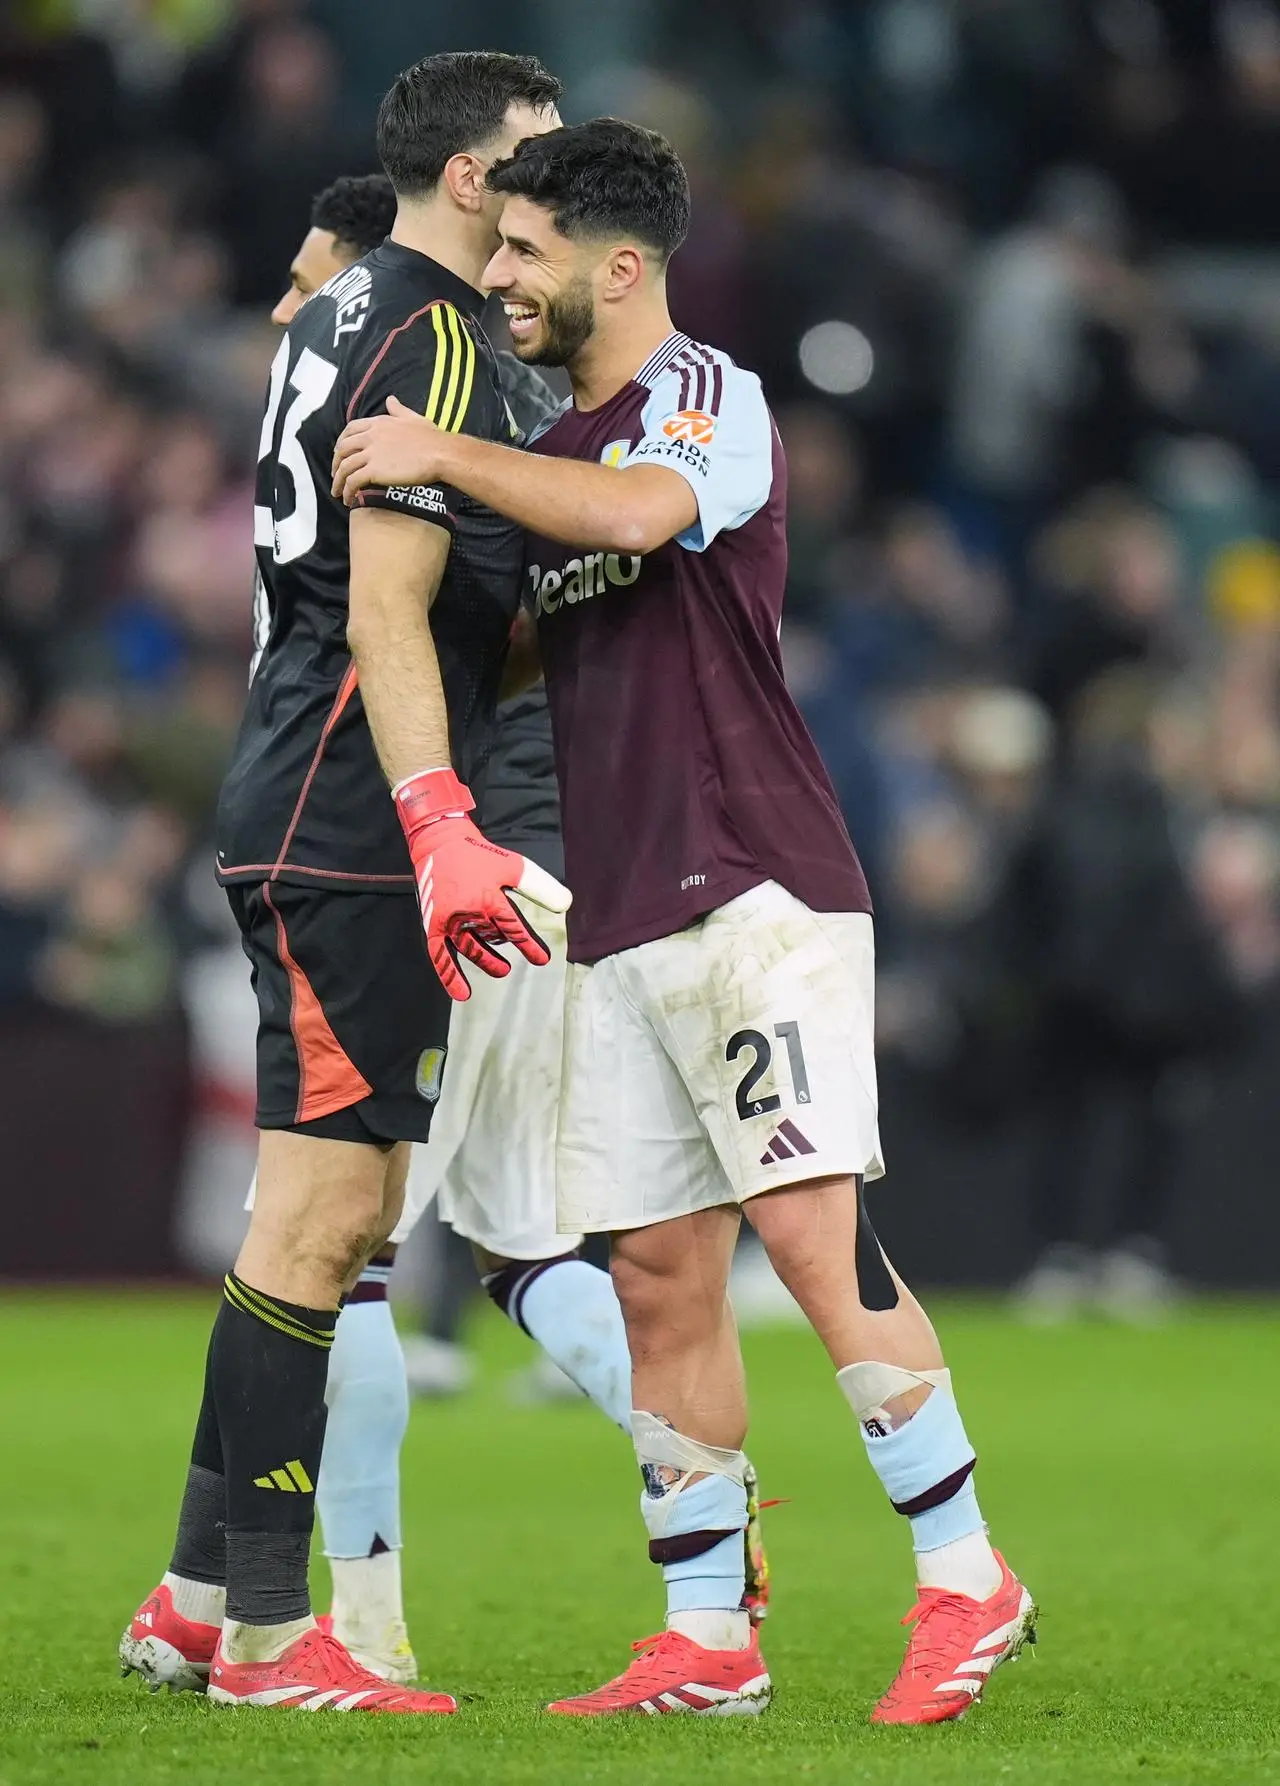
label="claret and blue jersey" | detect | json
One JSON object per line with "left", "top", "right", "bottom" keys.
{"left": 523, "top": 331, "right": 871, "bottom": 964}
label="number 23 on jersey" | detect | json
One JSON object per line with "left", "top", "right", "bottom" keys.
{"left": 254, "top": 337, "right": 338, "bottom": 566}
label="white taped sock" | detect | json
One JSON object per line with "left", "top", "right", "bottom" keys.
{"left": 162, "top": 1570, "right": 225, "bottom": 1627}
{"left": 329, "top": 1549, "right": 406, "bottom": 1649}
{"left": 669, "top": 1608, "right": 751, "bottom": 1650}
{"left": 220, "top": 1614, "right": 314, "bottom": 1664}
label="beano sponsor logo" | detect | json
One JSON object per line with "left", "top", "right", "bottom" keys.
{"left": 529, "top": 551, "right": 642, "bottom": 618}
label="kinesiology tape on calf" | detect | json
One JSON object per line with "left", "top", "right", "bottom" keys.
{"left": 855, "top": 1176, "right": 899, "bottom": 1311}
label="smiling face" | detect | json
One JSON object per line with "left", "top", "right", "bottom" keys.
{"left": 483, "top": 194, "right": 602, "bottom": 366}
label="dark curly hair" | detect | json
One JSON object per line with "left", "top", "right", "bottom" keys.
{"left": 377, "top": 51, "right": 562, "bottom": 199}
{"left": 487, "top": 118, "right": 690, "bottom": 262}
{"left": 310, "top": 175, "right": 397, "bottom": 258}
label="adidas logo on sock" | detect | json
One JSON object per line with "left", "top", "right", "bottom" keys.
{"left": 253, "top": 1459, "right": 315, "bottom": 1493}
{"left": 759, "top": 1118, "right": 816, "bottom": 1167}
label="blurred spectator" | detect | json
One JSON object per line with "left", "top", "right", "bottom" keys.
{"left": 36, "top": 857, "right": 178, "bottom": 1025}
{"left": 2, "top": 6, "right": 1280, "bottom": 1286}
{"left": 215, "top": 18, "right": 368, "bottom": 304}
{"left": 0, "top": 87, "right": 50, "bottom": 306}
{"left": 778, "top": 403, "right": 867, "bottom": 627}
{"left": 947, "top": 166, "right": 1194, "bottom": 571}
{"left": 1008, "top": 669, "right": 1246, "bottom": 1322}
{"left": 1024, "top": 488, "right": 1188, "bottom": 720}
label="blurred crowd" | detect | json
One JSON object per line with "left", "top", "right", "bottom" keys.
{"left": 4, "top": 0, "right": 1280, "bottom": 1298}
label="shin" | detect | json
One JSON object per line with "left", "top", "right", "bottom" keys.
{"left": 612, "top": 1210, "right": 751, "bottom": 1648}
{"left": 749, "top": 1175, "right": 999, "bottom": 1598}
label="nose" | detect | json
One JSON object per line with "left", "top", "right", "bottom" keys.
{"left": 271, "top": 289, "right": 301, "bottom": 327}
{"left": 482, "top": 246, "right": 512, "bottom": 293}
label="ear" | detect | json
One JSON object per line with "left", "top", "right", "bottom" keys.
{"left": 441, "top": 150, "right": 487, "bottom": 214}
{"left": 601, "top": 244, "right": 646, "bottom": 303}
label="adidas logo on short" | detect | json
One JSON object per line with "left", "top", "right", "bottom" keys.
{"left": 759, "top": 1119, "right": 816, "bottom": 1166}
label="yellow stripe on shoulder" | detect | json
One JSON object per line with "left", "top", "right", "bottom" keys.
{"left": 421, "top": 302, "right": 478, "bottom": 434}
{"left": 436, "top": 304, "right": 465, "bottom": 433}
{"left": 424, "top": 305, "right": 451, "bottom": 425}
{"left": 447, "top": 313, "right": 476, "bottom": 434}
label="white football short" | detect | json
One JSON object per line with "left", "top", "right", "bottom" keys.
{"left": 555, "top": 880, "right": 883, "bottom": 1235}
{"left": 391, "top": 902, "right": 576, "bottom": 1258}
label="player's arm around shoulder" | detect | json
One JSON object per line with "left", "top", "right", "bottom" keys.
{"left": 332, "top": 396, "right": 697, "bottom": 555}
{"left": 331, "top": 349, "right": 774, "bottom": 556}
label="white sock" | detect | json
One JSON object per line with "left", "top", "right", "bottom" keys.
{"left": 329, "top": 1548, "right": 407, "bottom": 1648}
{"left": 916, "top": 1528, "right": 1003, "bottom": 1600}
{"left": 220, "top": 1614, "right": 315, "bottom": 1664}
{"left": 317, "top": 1300, "right": 408, "bottom": 1559}
{"left": 668, "top": 1609, "right": 751, "bottom": 1650}
{"left": 162, "top": 1570, "right": 225, "bottom": 1627}
{"left": 516, "top": 1259, "right": 631, "bottom": 1431}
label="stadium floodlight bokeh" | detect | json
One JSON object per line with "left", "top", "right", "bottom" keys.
{"left": 798, "top": 320, "right": 876, "bottom": 396}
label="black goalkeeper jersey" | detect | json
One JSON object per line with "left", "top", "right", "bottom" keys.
{"left": 216, "top": 240, "right": 521, "bottom": 892}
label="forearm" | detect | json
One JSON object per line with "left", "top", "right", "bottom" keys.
{"left": 350, "top": 610, "right": 452, "bottom": 783}
{"left": 347, "top": 509, "right": 453, "bottom": 784}
{"left": 439, "top": 435, "right": 660, "bottom": 554}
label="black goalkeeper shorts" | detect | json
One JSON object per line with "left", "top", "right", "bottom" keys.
{"left": 226, "top": 882, "right": 451, "bottom": 1145}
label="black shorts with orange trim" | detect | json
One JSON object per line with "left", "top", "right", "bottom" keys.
{"left": 227, "top": 883, "right": 451, "bottom": 1145}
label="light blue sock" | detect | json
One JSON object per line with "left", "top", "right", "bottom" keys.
{"left": 514, "top": 1258, "right": 632, "bottom": 1431}
{"left": 860, "top": 1383, "right": 985, "bottom": 1553}
{"left": 642, "top": 1472, "right": 748, "bottom": 1614}
{"left": 317, "top": 1296, "right": 408, "bottom": 1558}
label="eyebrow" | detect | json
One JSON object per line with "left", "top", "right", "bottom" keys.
{"left": 501, "top": 232, "right": 542, "bottom": 256}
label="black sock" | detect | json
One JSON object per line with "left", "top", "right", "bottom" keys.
{"left": 169, "top": 1326, "right": 228, "bottom": 1586}
{"left": 214, "top": 1272, "right": 336, "bottom": 1626}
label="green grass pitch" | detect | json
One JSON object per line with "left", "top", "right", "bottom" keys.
{"left": 0, "top": 1292, "right": 1276, "bottom": 1785}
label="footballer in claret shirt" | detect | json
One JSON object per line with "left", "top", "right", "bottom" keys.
{"left": 331, "top": 117, "right": 1036, "bottom": 1728}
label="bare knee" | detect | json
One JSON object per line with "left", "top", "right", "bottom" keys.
{"left": 257, "top": 1191, "right": 383, "bottom": 1287}
{"left": 611, "top": 1212, "right": 736, "bottom": 1353}
{"left": 241, "top": 1132, "right": 390, "bottom": 1301}
{"left": 747, "top": 1175, "right": 856, "bottom": 1286}
{"left": 609, "top": 1245, "right": 673, "bottom": 1337}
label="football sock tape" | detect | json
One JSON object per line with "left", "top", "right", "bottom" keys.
{"left": 840, "top": 1367, "right": 984, "bottom": 1553}
{"left": 632, "top": 1410, "right": 748, "bottom": 1486}
{"left": 169, "top": 1462, "right": 228, "bottom": 1588}
{"left": 214, "top": 1274, "right": 335, "bottom": 1625}
{"left": 639, "top": 1461, "right": 748, "bottom": 1614}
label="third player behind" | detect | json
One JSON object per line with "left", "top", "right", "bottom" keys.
{"left": 332, "top": 118, "right": 1036, "bottom": 1725}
